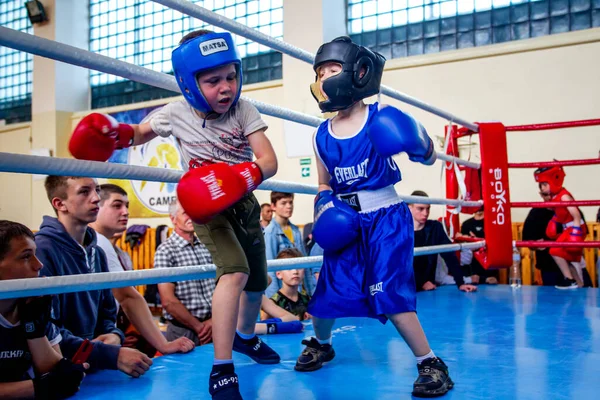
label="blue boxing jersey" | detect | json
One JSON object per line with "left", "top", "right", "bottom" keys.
{"left": 314, "top": 102, "right": 401, "bottom": 194}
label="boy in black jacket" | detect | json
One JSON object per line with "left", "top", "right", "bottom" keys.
{"left": 0, "top": 220, "right": 86, "bottom": 399}
{"left": 409, "top": 191, "right": 477, "bottom": 292}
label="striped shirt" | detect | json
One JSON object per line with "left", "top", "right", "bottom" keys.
{"left": 154, "top": 232, "right": 215, "bottom": 321}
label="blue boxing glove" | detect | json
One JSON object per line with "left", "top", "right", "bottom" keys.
{"left": 260, "top": 319, "right": 304, "bottom": 334}
{"left": 367, "top": 106, "right": 437, "bottom": 165}
{"left": 312, "top": 190, "right": 359, "bottom": 252}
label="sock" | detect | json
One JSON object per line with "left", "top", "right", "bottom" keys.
{"left": 236, "top": 330, "right": 256, "bottom": 342}
{"left": 213, "top": 358, "right": 234, "bottom": 366}
{"left": 211, "top": 359, "right": 234, "bottom": 378}
{"left": 416, "top": 350, "right": 435, "bottom": 364}
{"left": 316, "top": 336, "right": 332, "bottom": 346}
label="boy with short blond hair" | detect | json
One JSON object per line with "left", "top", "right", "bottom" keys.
{"left": 270, "top": 248, "right": 311, "bottom": 321}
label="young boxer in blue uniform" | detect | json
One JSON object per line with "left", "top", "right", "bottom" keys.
{"left": 293, "top": 37, "right": 453, "bottom": 397}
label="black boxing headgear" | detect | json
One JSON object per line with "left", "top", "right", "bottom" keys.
{"left": 310, "top": 36, "right": 385, "bottom": 112}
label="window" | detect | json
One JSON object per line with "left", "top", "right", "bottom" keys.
{"left": 348, "top": 0, "right": 600, "bottom": 59}
{"left": 0, "top": 0, "right": 33, "bottom": 123}
{"left": 90, "top": 0, "right": 283, "bottom": 109}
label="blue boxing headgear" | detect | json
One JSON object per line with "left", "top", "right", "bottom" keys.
{"left": 172, "top": 32, "right": 243, "bottom": 113}
{"left": 310, "top": 36, "right": 385, "bottom": 113}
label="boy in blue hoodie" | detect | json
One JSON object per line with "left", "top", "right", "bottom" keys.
{"left": 35, "top": 175, "right": 153, "bottom": 378}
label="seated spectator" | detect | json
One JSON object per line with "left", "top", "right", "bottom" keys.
{"left": 260, "top": 203, "right": 273, "bottom": 230}
{"left": 458, "top": 206, "right": 499, "bottom": 284}
{"left": 435, "top": 256, "right": 475, "bottom": 287}
{"left": 90, "top": 184, "right": 195, "bottom": 357}
{"left": 458, "top": 247, "right": 478, "bottom": 283}
{"left": 0, "top": 220, "right": 86, "bottom": 399}
{"left": 264, "top": 192, "right": 307, "bottom": 297}
{"left": 156, "top": 200, "right": 300, "bottom": 339}
{"left": 156, "top": 200, "right": 215, "bottom": 346}
{"left": 36, "top": 176, "right": 152, "bottom": 378}
{"left": 409, "top": 191, "right": 477, "bottom": 293}
{"left": 522, "top": 190, "right": 565, "bottom": 286}
{"left": 269, "top": 248, "right": 312, "bottom": 320}
{"left": 259, "top": 273, "right": 300, "bottom": 323}
{"left": 254, "top": 273, "right": 303, "bottom": 335}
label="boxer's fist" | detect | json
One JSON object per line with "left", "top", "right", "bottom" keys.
{"left": 312, "top": 190, "right": 359, "bottom": 251}
{"left": 230, "top": 162, "right": 263, "bottom": 193}
{"left": 69, "top": 113, "right": 134, "bottom": 162}
{"left": 33, "top": 358, "right": 86, "bottom": 400}
{"left": 567, "top": 226, "right": 584, "bottom": 243}
{"left": 367, "top": 106, "right": 436, "bottom": 165}
{"left": 545, "top": 216, "right": 561, "bottom": 239}
{"left": 177, "top": 163, "right": 247, "bottom": 224}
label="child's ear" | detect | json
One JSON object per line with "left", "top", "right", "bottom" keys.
{"left": 52, "top": 197, "right": 67, "bottom": 213}
{"left": 359, "top": 66, "right": 367, "bottom": 79}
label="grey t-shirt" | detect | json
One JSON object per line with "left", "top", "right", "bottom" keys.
{"left": 146, "top": 98, "right": 268, "bottom": 171}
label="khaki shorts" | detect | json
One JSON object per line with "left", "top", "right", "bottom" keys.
{"left": 193, "top": 194, "right": 268, "bottom": 292}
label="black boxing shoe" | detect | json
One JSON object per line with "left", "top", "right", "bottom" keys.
{"left": 209, "top": 364, "right": 243, "bottom": 400}
{"left": 294, "top": 337, "right": 335, "bottom": 372}
{"left": 232, "top": 333, "right": 280, "bottom": 364}
{"left": 412, "top": 357, "right": 454, "bottom": 397}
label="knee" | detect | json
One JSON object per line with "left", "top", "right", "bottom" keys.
{"left": 219, "top": 272, "right": 249, "bottom": 289}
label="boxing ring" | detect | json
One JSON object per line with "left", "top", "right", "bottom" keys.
{"left": 68, "top": 286, "right": 600, "bottom": 400}
{"left": 0, "top": 0, "right": 599, "bottom": 398}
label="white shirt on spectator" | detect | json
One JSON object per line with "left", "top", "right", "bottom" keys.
{"left": 96, "top": 233, "right": 133, "bottom": 309}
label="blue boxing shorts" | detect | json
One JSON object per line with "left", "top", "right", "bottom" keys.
{"left": 307, "top": 201, "right": 417, "bottom": 323}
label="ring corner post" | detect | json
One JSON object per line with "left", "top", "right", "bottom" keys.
{"left": 478, "top": 122, "right": 513, "bottom": 269}
{"left": 444, "top": 125, "right": 460, "bottom": 238}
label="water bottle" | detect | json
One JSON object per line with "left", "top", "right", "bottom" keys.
{"left": 509, "top": 247, "right": 522, "bottom": 288}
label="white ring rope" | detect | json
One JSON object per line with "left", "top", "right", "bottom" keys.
{"left": 0, "top": 152, "right": 318, "bottom": 195}
{"left": 0, "top": 152, "right": 483, "bottom": 208}
{"left": 437, "top": 153, "right": 480, "bottom": 170}
{"left": 400, "top": 194, "right": 482, "bottom": 207}
{"left": 0, "top": 242, "right": 485, "bottom": 300}
{"left": 152, "top": 0, "right": 479, "bottom": 132}
{"left": 0, "top": 26, "right": 481, "bottom": 170}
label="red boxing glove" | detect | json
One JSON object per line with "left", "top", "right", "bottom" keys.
{"left": 230, "top": 162, "right": 263, "bottom": 193}
{"left": 177, "top": 163, "right": 247, "bottom": 224}
{"left": 545, "top": 216, "right": 560, "bottom": 240}
{"left": 567, "top": 226, "right": 584, "bottom": 243}
{"left": 69, "top": 113, "right": 134, "bottom": 162}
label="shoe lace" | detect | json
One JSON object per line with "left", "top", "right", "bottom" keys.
{"left": 418, "top": 358, "right": 446, "bottom": 378}
{"left": 300, "top": 338, "right": 322, "bottom": 356}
